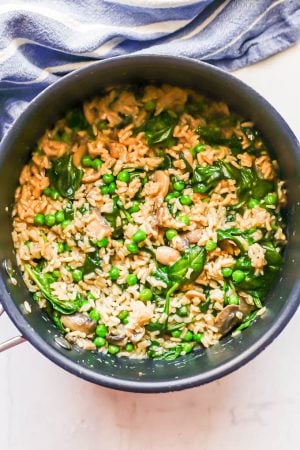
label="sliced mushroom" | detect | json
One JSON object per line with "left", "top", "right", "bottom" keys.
{"left": 156, "top": 246, "right": 180, "bottom": 266}
{"left": 61, "top": 313, "right": 97, "bottom": 334}
{"left": 106, "top": 333, "right": 127, "bottom": 346}
{"left": 214, "top": 305, "right": 241, "bottom": 336}
{"left": 185, "top": 229, "right": 203, "bottom": 244}
{"left": 185, "top": 290, "right": 205, "bottom": 300}
{"left": 154, "top": 170, "right": 170, "bottom": 198}
{"left": 131, "top": 329, "right": 145, "bottom": 343}
{"left": 85, "top": 210, "right": 111, "bottom": 239}
{"left": 72, "top": 144, "right": 87, "bottom": 167}
{"left": 219, "top": 239, "right": 240, "bottom": 256}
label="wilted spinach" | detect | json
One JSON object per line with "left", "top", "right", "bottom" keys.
{"left": 25, "top": 264, "right": 80, "bottom": 314}
{"left": 142, "top": 111, "right": 178, "bottom": 147}
{"left": 49, "top": 154, "right": 83, "bottom": 199}
{"left": 217, "top": 227, "right": 255, "bottom": 252}
{"left": 83, "top": 251, "right": 101, "bottom": 275}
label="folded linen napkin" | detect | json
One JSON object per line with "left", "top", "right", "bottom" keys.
{"left": 0, "top": 0, "right": 299, "bottom": 138}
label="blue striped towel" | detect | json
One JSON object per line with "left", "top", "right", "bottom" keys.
{"left": 0, "top": 0, "right": 299, "bottom": 139}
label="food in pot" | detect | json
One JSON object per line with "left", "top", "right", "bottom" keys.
{"left": 12, "top": 84, "right": 287, "bottom": 360}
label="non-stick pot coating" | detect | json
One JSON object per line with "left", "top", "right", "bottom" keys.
{"left": 0, "top": 56, "right": 299, "bottom": 392}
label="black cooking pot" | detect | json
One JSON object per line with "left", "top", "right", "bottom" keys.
{"left": 0, "top": 55, "right": 299, "bottom": 392}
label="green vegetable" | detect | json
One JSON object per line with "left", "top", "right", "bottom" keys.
{"left": 61, "top": 219, "right": 71, "bottom": 229}
{"left": 57, "top": 242, "right": 65, "bottom": 254}
{"left": 139, "top": 288, "right": 153, "bottom": 301}
{"left": 126, "top": 274, "right": 138, "bottom": 286}
{"left": 25, "top": 264, "right": 80, "bottom": 314}
{"left": 142, "top": 111, "right": 178, "bottom": 147}
{"left": 235, "top": 310, "right": 258, "bottom": 332}
{"left": 217, "top": 227, "right": 255, "bottom": 252}
{"left": 109, "top": 266, "right": 120, "bottom": 280}
{"left": 89, "top": 309, "right": 101, "bottom": 322}
{"left": 168, "top": 246, "right": 206, "bottom": 286}
{"left": 205, "top": 240, "right": 217, "bottom": 251}
{"left": 193, "top": 333, "right": 204, "bottom": 343}
{"left": 103, "top": 173, "right": 114, "bottom": 184}
{"left": 128, "top": 201, "right": 140, "bottom": 213}
{"left": 171, "top": 330, "right": 182, "bottom": 338}
{"left": 49, "top": 154, "right": 83, "bottom": 199}
{"left": 125, "top": 343, "right": 134, "bottom": 352}
{"left": 101, "top": 185, "right": 110, "bottom": 195}
{"left": 165, "top": 229, "right": 178, "bottom": 240}
{"left": 96, "top": 237, "right": 108, "bottom": 248}
{"left": 97, "top": 119, "right": 109, "bottom": 130}
{"left": 83, "top": 251, "right": 101, "bottom": 275}
{"left": 117, "top": 170, "right": 130, "bottom": 183}
{"left": 92, "top": 159, "right": 102, "bottom": 170}
{"left": 177, "top": 305, "right": 189, "bottom": 317}
{"left": 34, "top": 214, "right": 45, "bottom": 226}
{"left": 107, "top": 344, "right": 120, "bottom": 355}
{"left": 72, "top": 269, "right": 83, "bottom": 283}
{"left": 144, "top": 99, "right": 156, "bottom": 111}
{"left": 183, "top": 330, "right": 193, "bottom": 342}
{"left": 65, "top": 108, "right": 90, "bottom": 132}
{"left": 95, "top": 324, "right": 108, "bottom": 337}
{"left": 55, "top": 210, "right": 65, "bottom": 224}
{"left": 127, "top": 242, "right": 139, "bottom": 254}
{"left": 94, "top": 337, "right": 106, "bottom": 347}
{"left": 264, "top": 192, "right": 278, "bottom": 205}
{"left": 180, "top": 195, "right": 193, "bottom": 206}
{"left": 108, "top": 181, "right": 117, "bottom": 194}
{"left": 222, "top": 267, "right": 233, "bottom": 277}
{"left": 173, "top": 180, "right": 185, "bottom": 191}
{"left": 117, "top": 310, "right": 129, "bottom": 322}
{"left": 45, "top": 214, "right": 56, "bottom": 227}
{"left": 232, "top": 270, "right": 246, "bottom": 283}
{"left": 81, "top": 155, "right": 93, "bottom": 167}
{"left": 228, "top": 293, "right": 239, "bottom": 305}
{"left": 132, "top": 229, "right": 147, "bottom": 243}
{"left": 178, "top": 215, "right": 190, "bottom": 225}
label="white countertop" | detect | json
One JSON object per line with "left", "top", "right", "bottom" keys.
{"left": 0, "top": 43, "right": 299, "bottom": 450}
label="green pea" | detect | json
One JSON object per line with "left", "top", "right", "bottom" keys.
{"left": 180, "top": 195, "right": 193, "bottom": 206}
{"left": 94, "top": 336, "right": 106, "bottom": 348}
{"left": 128, "top": 202, "right": 140, "bottom": 213}
{"left": 193, "top": 144, "right": 206, "bottom": 153}
{"left": 108, "top": 181, "right": 117, "bottom": 194}
{"left": 177, "top": 305, "right": 189, "bottom": 317}
{"left": 264, "top": 193, "right": 278, "bottom": 205}
{"left": 232, "top": 270, "right": 246, "bottom": 283}
{"left": 89, "top": 309, "right": 101, "bottom": 322}
{"left": 193, "top": 184, "right": 207, "bottom": 194}
{"left": 193, "top": 332, "right": 204, "bottom": 343}
{"left": 171, "top": 330, "right": 182, "bottom": 338}
{"left": 126, "top": 274, "right": 138, "bottom": 286}
{"left": 132, "top": 229, "right": 147, "bottom": 243}
{"left": 173, "top": 180, "right": 185, "bottom": 191}
{"left": 81, "top": 155, "right": 93, "bottom": 167}
{"left": 95, "top": 324, "right": 108, "bottom": 337}
{"left": 117, "top": 310, "right": 129, "bottom": 322}
{"left": 144, "top": 99, "right": 156, "bottom": 111}
{"left": 50, "top": 190, "right": 60, "bottom": 200}
{"left": 43, "top": 187, "right": 52, "bottom": 197}
{"left": 45, "top": 214, "right": 56, "bottom": 227}
{"left": 125, "top": 343, "right": 134, "bottom": 352}
{"left": 117, "top": 170, "right": 130, "bottom": 183}
{"left": 228, "top": 293, "right": 239, "bottom": 305}
{"left": 181, "top": 342, "right": 193, "bottom": 354}
{"left": 127, "top": 242, "right": 139, "bottom": 254}
{"left": 34, "top": 214, "right": 45, "bottom": 226}
{"left": 139, "top": 288, "right": 153, "bottom": 302}
{"left": 109, "top": 266, "right": 120, "bottom": 281}
{"left": 97, "top": 237, "right": 108, "bottom": 248}
{"left": 64, "top": 242, "right": 71, "bottom": 252}
{"left": 221, "top": 267, "right": 233, "bottom": 277}
{"left": 72, "top": 269, "right": 83, "bottom": 283}
{"left": 103, "top": 173, "right": 114, "bottom": 184}
{"left": 183, "top": 330, "right": 193, "bottom": 342}
{"left": 55, "top": 210, "right": 65, "bottom": 224}
{"left": 205, "top": 240, "right": 217, "bottom": 251}
{"left": 92, "top": 158, "right": 102, "bottom": 170}
{"left": 108, "top": 344, "right": 120, "bottom": 355}
{"left": 101, "top": 185, "right": 110, "bottom": 195}
{"left": 61, "top": 219, "right": 71, "bottom": 229}
{"left": 52, "top": 270, "right": 60, "bottom": 280}
{"left": 178, "top": 215, "right": 190, "bottom": 226}
{"left": 248, "top": 198, "right": 260, "bottom": 209}
{"left": 24, "top": 240, "right": 31, "bottom": 247}
{"left": 33, "top": 293, "right": 39, "bottom": 302}
{"left": 97, "top": 119, "right": 108, "bottom": 130}
{"left": 165, "top": 192, "right": 180, "bottom": 202}
{"left": 165, "top": 229, "right": 178, "bottom": 240}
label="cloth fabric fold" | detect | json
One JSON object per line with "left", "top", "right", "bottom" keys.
{"left": 0, "top": 0, "right": 299, "bottom": 138}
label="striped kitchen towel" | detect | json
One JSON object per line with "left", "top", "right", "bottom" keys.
{"left": 0, "top": 0, "right": 299, "bottom": 138}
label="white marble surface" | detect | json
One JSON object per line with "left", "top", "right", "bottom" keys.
{"left": 0, "top": 44, "right": 299, "bottom": 450}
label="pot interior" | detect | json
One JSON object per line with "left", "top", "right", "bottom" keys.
{"left": 0, "top": 56, "right": 299, "bottom": 391}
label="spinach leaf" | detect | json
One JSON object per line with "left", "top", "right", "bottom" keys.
{"left": 168, "top": 246, "right": 206, "bottom": 285}
{"left": 261, "top": 242, "right": 283, "bottom": 266}
{"left": 235, "top": 266, "right": 280, "bottom": 299}
{"left": 143, "top": 111, "right": 178, "bottom": 147}
{"left": 83, "top": 251, "right": 101, "bottom": 275}
{"left": 65, "top": 108, "right": 90, "bottom": 132}
{"left": 217, "top": 228, "right": 254, "bottom": 252}
{"left": 234, "top": 310, "right": 258, "bottom": 332}
{"left": 25, "top": 264, "right": 80, "bottom": 314}
{"left": 157, "top": 155, "right": 173, "bottom": 170}
{"left": 192, "top": 164, "right": 223, "bottom": 194}
{"left": 179, "top": 151, "right": 193, "bottom": 173}
{"left": 49, "top": 154, "right": 83, "bottom": 199}
{"left": 152, "top": 267, "right": 171, "bottom": 287}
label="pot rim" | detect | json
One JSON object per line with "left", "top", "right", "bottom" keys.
{"left": 1, "top": 54, "right": 299, "bottom": 392}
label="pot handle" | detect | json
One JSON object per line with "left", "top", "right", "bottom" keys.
{"left": 0, "top": 304, "right": 26, "bottom": 353}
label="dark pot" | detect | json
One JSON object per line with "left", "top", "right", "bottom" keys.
{"left": 0, "top": 55, "right": 299, "bottom": 392}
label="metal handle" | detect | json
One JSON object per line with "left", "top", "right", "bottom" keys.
{"left": 0, "top": 303, "right": 26, "bottom": 353}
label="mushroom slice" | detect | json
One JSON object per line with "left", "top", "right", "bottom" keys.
{"left": 185, "top": 229, "right": 203, "bottom": 244}
{"left": 131, "top": 329, "right": 145, "bottom": 343}
{"left": 154, "top": 170, "right": 170, "bottom": 198}
{"left": 214, "top": 305, "right": 240, "bottom": 336}
{"left": 85, "top": 209, "right": 111, "bottom": 240}
{"left": 156, "top": 246, "right": 180, "bottom": 266}
{"left": 61, "top": 313, "right": 97, "bottom": 334}
{"left": 106, "top": 333, "right": 127, "bottom": 346}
